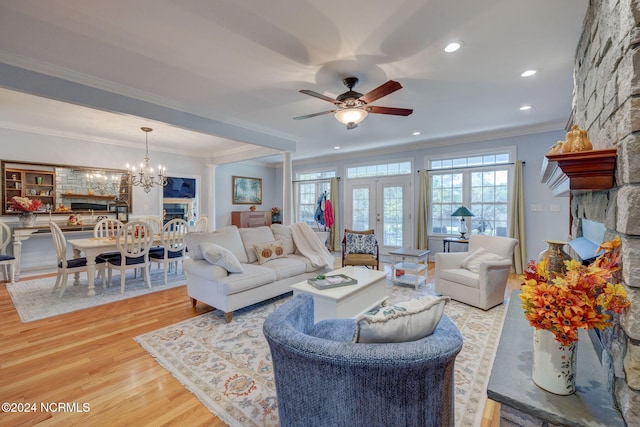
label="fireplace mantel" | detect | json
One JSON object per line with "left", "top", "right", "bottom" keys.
{"left": 540, "top": 148, "right": 617, "bottom": 196}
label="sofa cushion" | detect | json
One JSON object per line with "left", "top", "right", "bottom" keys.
{"left": 218, "top": 263, "right": 277, "bottom": 295}
{"left": 201, "top": 242, "right": 243, "bottom": 273}
{"left": 185, "top": 226, "right": 248, "bottom": 263}
{"left": 354, "top": 296, "right": 449, "bottom": 343}
{"left": 253, "top": 239, "right": 286, "bottom": 264}
{"left": 286, "top": 254, "right": 319, "bottom": 273}
{"left": 461, "top": 247, "right": 505, "bottom": 273}
{"left": 260, "top": 257, "right": 307, "bottom": 280}
{"left": 183, "top": 258, "right": 230, "bottom": 282}
{"left": 270, "top": 223, "right": 296, "bottom": 255}
{"left": 239, "top": 226, "right": 277, "bottom": 263}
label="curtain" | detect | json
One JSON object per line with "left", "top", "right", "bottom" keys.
{"left": 416, "top": 169, "right": 429, "bottom": 249}
{"left": 509, "top": 161, "right": 527, "bottom": 273}
{"left": 328, "top": 177, "right": 341, "bottom": 252}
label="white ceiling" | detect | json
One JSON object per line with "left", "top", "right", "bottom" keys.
{"left": 0, "top": 0, "right": 588, "bottom": 165}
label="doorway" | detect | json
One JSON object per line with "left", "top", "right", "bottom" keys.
{"left": 345, "top": 177, "right": 412, "bottom": 255}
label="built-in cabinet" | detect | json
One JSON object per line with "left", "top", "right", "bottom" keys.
{"left": 4, "top": 167, "right": 56, "bottom": 212}
{"left": 231, "top": 211, "right": 272, "bottom": 228}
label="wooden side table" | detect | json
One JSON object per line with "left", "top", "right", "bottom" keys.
{"left": 442, "top": 237, "right": 469, "bottom": 252}
{"left": 389, "top": 248, "right": 430, "bottom": 290}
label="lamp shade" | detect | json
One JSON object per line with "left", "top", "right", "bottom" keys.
{"left": 334, "top": 108, "right": 368, "bottom": 125}
{"left": 451, "top": 206, "right": 475, "bottom": 217}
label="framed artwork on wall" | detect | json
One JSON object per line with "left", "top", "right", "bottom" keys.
{"left": 232, "top": 176, "right": 262, "bottom": 204}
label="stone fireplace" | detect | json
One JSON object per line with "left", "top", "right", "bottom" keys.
{"left": 570, "top": 1, "right": 640, "bottom": 423}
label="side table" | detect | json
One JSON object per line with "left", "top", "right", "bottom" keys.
{"left": 389, "top": 248, "right": 430, "bottom": 290}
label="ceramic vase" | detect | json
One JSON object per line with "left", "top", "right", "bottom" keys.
{"left": 540, "top": 240, "right": 572, "bottom": 278}
{"left": 532, "top": 329, "right": 576, "bottom": 395}
{"left": 19, "top": 212, "right": 37, "bottom": 228}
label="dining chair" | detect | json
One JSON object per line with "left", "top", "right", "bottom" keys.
{"left": 106, "top": 221, "right": 154, "bottom": 294}
{"left": 150, "top": 218, "right": 188, "bottom": 284}
{"left": 140, "top": 216, "right": 163, "bottom": 235}
{"left": 193, "top": 216, "right": 208, "bottom": 232}
{"left": 0, "top": 221, "right": 16, "bottom": 284}
{"left": 93, "top": 217, "right": 124, "bottom": 262}
{"left": 50, "top": 222, "right": 106, "bottom": 297}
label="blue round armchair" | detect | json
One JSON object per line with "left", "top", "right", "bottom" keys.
{"left": 263, "top": 294, "right": 463, "bottom": 427}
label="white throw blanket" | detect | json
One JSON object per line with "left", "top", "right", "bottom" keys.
{"left": 290, "top": 222, "right": 335, "bottom": 270}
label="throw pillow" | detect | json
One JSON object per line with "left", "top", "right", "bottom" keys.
{"left": 460, "top": 247, "right": 505, "bottom": 273}
{"left": 354, "top": 295, "right": 449, "bottom": 343}
{"left": 200, "top": 242, "right": 243, "bottom": 273}
{"left": 345, "top": 233, "right": 377, "bottom": 255}
{"left": 253, "top": 239, "right": 287, "bottom": 264}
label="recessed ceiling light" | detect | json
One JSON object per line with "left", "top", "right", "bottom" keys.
{"left": 333, "top": 146, "right": 341, "bottom": 150}
{"left": 412, "top": 131, "right": 421, "bottom": 136}
{"left": 521, "top": 70, "right": 537, "bottom": 77}
{"left": 444, "top": 42, "right": 462, "bottom": 53}
{"left": 520, "top": 105, "right": 532, "bottom": 111}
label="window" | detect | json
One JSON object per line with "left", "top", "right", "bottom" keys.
{"left": 347, "top": 161, "right": 411, "bottom": 178}
{"left": 429, "top": 151, "right": 511, "bottom": 237}
{"left": 295, "top": 170, "right": 335, "bottom": 227}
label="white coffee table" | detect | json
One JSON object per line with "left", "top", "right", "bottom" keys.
{"left": 291, "top": 266, "right": 387, "bottom": 322}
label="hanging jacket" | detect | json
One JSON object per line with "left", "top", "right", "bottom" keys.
{"left": 323, "top": 199, "right": 334, "bottom": 229}
{"left": 314, "top": 193, "right": 325, "bottom": 226}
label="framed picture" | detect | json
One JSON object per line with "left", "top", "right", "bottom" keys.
{"left": 232, "top": 176, "right": 262, "bottom": 204}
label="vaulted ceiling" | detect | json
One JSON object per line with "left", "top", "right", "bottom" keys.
{"left": 0, "top": 0, "right": 588, "bottom": 164}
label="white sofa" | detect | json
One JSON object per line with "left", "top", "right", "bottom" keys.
{"left": 184, "top": 224, "right": 333, "bottom": 322}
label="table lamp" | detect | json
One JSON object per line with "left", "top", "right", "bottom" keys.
{"left": 451, "top": 206, "right": 475, "bottom": 238}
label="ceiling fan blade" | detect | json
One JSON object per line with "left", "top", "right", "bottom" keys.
{"left": 299, "top": 90, "right": 340, "bottom": 104}
{"left": 293, "top": 110, "right": 335, "bottom": 120}
{"left": 368, "top": 106, "right": 413, "bottom": 116}
{"left": 359, "top": 80, "right": 402, "bottom": 104}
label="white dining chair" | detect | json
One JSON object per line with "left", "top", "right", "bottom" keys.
{"left": 93, "top": 217, "right": 124, "bottom": 262}
{"left": 50, "top": 222, "right": 106, "bottom": 297}
{"left": 139, "top": 216, "right": 163, "bottom": 235}
{"left": 106, "top": 221, "right": 153, "bottom": 294}
{"left": 193, "top": 216, "right": 208, "bottom": 232}
{"left": 150, "top": 218, "right": 188, "bottom": 284}
{"left": 0, "top": 221, "right": 16, "bottom": 284}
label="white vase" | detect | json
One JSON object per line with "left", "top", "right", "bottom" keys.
{"left": 19, "top": 212, "right": 37, "bottom": 228}
{"left": 532, "top": 328, "right": 577, "bottom": 395}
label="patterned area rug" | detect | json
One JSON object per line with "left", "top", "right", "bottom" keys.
{"left": 7, "top": 268, "right": 186, "bottom": 323}
{"left": 135, "top": 280, "right": 507, "bottom": 427}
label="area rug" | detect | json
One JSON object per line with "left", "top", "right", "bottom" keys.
{"left": 135, "top": 280, "right": 507, "bottom": 427}
{"left": 7, "top": 268, "right": 186, "bottom": 323}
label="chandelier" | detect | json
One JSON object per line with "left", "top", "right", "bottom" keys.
{"left": 126, "top": 127, "right": 167, "bottom": 193}
{"left": 86, "top": 171, "right": 120, "bottom": 195}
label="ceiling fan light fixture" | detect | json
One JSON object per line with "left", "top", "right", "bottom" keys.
{"left": 334, "top": 107, "right": 368, "bottom": 126}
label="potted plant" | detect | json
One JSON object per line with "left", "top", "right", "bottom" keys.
{"left": 10, "top": 196, "right": 43, "bottom": 227}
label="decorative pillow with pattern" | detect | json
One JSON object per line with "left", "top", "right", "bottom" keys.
{"left": 253, "top": 239, "right": 287, "bottom": 264}
{"left": 354, "top": 295, "right": 450, "bottom": 343}
{"left": 345, "top": 233, "right": 377, "bottom": 255}
{"left": 460, "top": 247, "right": 506, "bottom": 273}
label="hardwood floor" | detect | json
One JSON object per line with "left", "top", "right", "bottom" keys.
{"left": 0, "top": 264, "right": 521, "bottom": 426}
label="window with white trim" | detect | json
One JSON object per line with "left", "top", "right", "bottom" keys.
{"left": 429, "top": 150, "right": 512, "bottom": 237}
{"left": 295, "top": 170, "right": 336, "bottom": 226}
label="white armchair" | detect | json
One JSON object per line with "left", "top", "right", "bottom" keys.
{"left": 435, "top": 235, "right": 518, "bottom": 310}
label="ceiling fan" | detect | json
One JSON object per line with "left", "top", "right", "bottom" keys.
{"left": 294, "top": 77, "right": 413, "bottom": 129}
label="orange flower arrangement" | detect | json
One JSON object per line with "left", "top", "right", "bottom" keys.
{"left": 520, "top": 236, "right": 630, "bottom": 345}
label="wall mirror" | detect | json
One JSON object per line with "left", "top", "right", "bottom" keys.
{"left": 1, "top": 160, "right": 132, "bottom": 215}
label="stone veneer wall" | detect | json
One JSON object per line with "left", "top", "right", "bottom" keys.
{"left": 572, "top": 0, "right": 640, "bottom": 424}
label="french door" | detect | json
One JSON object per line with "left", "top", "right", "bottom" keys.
{"left": 345, "top": 177, "right": 412, "bottom": 255}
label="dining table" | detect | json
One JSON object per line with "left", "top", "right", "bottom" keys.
{"left": 68, "top": 235, "right": 162, "bottom": 297}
